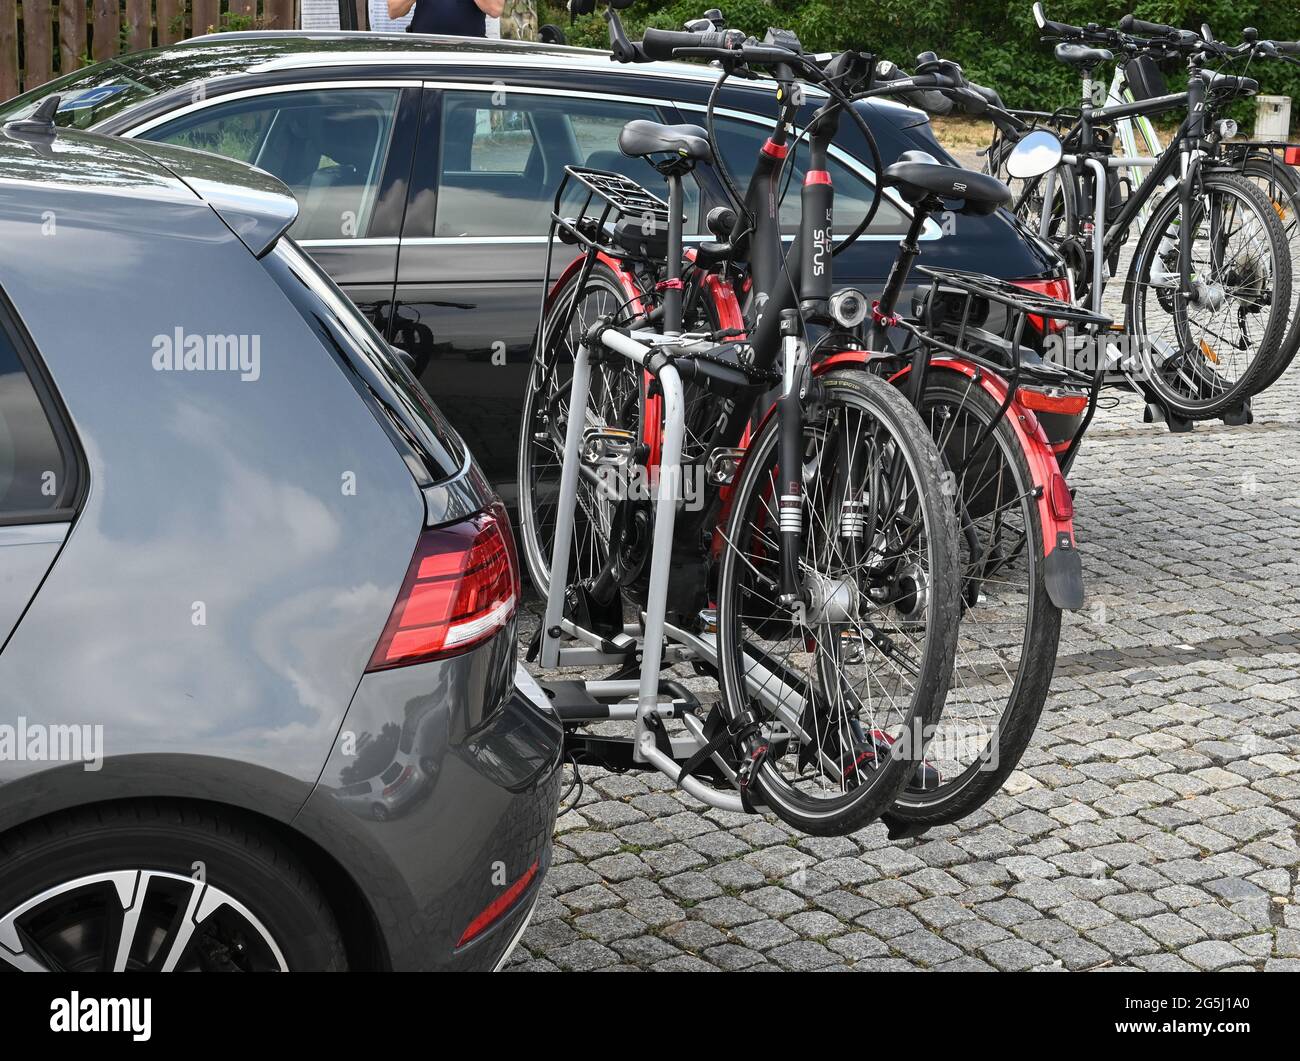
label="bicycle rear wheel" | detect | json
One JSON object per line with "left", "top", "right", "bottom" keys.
{"left": 1236, "top": 153, "right": 1300, "bottom": 393}
{"left": 517, "top": 259, "right": 645, "bottom": 600}
{"left": 886, "top": 371, "right": 1060, "bottom": 828}
{"left": 1125, "top": 171, "right": 1291, "bottom": 418}
{"left": 714, "top": 368, "right": 961, "bottom": 836}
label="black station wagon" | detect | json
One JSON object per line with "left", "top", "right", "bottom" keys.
{"left": 0, "top": 31, "right": 1063, "bottom": 493}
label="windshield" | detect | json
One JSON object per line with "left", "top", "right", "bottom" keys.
{"left": 0, "top": 61, "right": 159, "bottom": 129}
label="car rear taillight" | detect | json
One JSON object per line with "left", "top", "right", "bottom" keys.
{"left": 1012, "top": 276, "right": 1072, "bottom": 334}
{"left": 1285, "top": 146, "right": 1300, "bottom": 166}
{"left": 367, "top": 502, "right": 519, "bottom": 672}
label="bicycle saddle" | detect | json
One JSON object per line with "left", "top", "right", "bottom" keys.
{"left": 1054, "top": 42, "right": 1114, "bottom": 68}
{"left": 882, "top": 151, "right": 1011, "bottom": 215}
{"left": 619, "top": 120, "right": 714, "bottom": 163}
{"left": 1199, "top": 70, "right": 1258, "bottom": 96}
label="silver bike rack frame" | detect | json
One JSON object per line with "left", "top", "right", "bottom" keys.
{"left": 538, "top": 326, "right": 756, "bottom": 813}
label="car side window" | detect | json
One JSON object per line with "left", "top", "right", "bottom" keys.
{"left": 142, "top": 89, "right": 401, "bottom": 242}
{"left": 435, "top": 91, "right": 702, "bottom": 237}
{"left": 0, "top": 311, "right": 76, "bottom": 520}
{"left": 711, "top": 114, "right": 909, "bottom": 235}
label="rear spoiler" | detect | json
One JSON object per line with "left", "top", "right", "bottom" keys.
{"left": 125, "top": 138, "right": 298, "bottom": 257}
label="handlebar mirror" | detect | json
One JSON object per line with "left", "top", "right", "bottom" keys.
{"left": 1200, "top": 23, "right": 1215, "bottom": 43}
{"left": 1033, "top": 2, "right": 1046, "bottom": 30}
{"left": 1005, "top": 129, "right": 1063, "bottom": 179}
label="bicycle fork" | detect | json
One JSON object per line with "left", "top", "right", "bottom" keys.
{"left": 776, "top": 310, "right": 808, "bottom": 611}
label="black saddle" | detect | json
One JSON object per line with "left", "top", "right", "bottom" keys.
{"left": 1054, "top": 42, "right": 1114, "bottom": 68}
{"left": 619, "top": 120, "right": 714, "bottom": 163}
{"left": 1199, "top": 70, "right": 1258, "bottom": 97}
{"left": 882, "top": 150, "right": 1011, "bottom": 216}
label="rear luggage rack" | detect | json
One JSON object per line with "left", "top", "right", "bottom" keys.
{"left": 907, "top": 266, "right": 1114, "bottom": 470}
{"left": 550, "top": 165, "right": 679, "bottom": 258}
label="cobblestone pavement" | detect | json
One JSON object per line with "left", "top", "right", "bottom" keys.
{"left": 508, "top": 142, "right": 1300, "bottom": 972}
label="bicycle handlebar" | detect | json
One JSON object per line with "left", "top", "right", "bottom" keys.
{"left": 640, "top": 26, "right": 744, "bottom": 61}
{"left": 1118, "top": 14, "right": 1176, "bottom": 38}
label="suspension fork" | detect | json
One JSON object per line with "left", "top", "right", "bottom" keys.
{"left": 776, "top": 309, "right": 807, "bottom": 608}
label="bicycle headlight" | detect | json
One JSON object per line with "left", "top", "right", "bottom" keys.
{"left": 1216, "top": 118, "right": 1238, "bottom": 140}
{"left": 829, "top": 288, "right": 870, "bottom": 329}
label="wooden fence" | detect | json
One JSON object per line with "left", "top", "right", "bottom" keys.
{"left": 0, "top": 0, "right": 342, "bottom": 100}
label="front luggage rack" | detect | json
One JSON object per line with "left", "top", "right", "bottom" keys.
{"left": 904, "top": 266, "right": 1115, "bottom": 470}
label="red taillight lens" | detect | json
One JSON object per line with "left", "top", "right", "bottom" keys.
{"left": 1012, "top": 276, "right": 1072, "bottom": 334}
{"left": 457, "top": 860, "right": 539, "bottom": 948}
{"left": 1016, "top": 385, "right": 1089, "bottom": 415}
{"left": 367, "top": 502, "right": 519, "bottom": 671}
{"left": 1284, "top": 146, "right": 1300, "bottom": 166}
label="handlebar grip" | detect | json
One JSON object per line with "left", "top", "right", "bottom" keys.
{"left": 1276, "top": 40, "right": 1300, "bottom": 55}
{"left": 641, "top": 27, "right": 732, "bottom": 60}
{"left": 1119, "top": 14, "right": 1176, "bottom": 37}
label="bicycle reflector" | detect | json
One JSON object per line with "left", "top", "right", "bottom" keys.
{"left": 1285, "top": 146, "right": 1300, "bottom": 166}
{"left": 1012, "top": 277, "right": 1072, "bottom": 334}
{"left": 367, "top": 502, "right": 519, "bottom": 671}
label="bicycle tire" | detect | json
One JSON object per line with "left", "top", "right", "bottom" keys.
{"left": 516, "top": 258, "right": 646, "bottom": 600}
{"left": 886, "top": 371, "right": 1061, "bottom": 828}
{"left": 1124, "top": 170, "right": 1292, "bottom": 418}
{"left": 714, "top": 367, "right": 961, "bottom": 836}
{"left": 1235, "top": 153, "right": 1300, "bottom": 393}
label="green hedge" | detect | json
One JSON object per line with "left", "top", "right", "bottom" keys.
{"left": 541, "top": 1, "right": 1300, "bottom": 127}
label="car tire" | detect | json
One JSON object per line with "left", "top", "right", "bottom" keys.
{"left": 0, "top": 800, "right": 347, "bottom": 971}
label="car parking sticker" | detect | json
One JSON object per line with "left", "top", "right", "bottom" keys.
{"left": 57, "top": 85, "right": 129, "bottom": 112}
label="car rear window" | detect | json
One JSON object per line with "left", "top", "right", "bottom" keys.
{"left": 0, "top": 62, "right": 158, "bottom": 129}
{"left": 261, "top": 240, "right": 465, "bottom": 486}
{"left": 0, "top": 298, "right": 81, "bottom": 522}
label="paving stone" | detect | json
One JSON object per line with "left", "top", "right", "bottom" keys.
{"left": 828, "top": 932, "right": 891, "bottom": 961}
{"left": 703, "top": 943, "right": 766, "bottom": 970}
{"left": 768, "top": 940, "right": 841, "bottom": 971}
{"left": 1180, "top": 940, "right": 1248, "bottom": 971}
{"left": 980, "top": 938, "right": 1054, "bottom": 971}
{"left": 889, "top": 929, "right": 963, "bottom": 967}
{"left": 690, "top": 896, "right": 764, "bottom": 929}
{"left": 730, "top": 919, "right": 799, "bottom": 952}
{"left": 550, "top": 938, "right": 621, "bottom": 971}
{"left": 1083, "top": 922, "right": 1160, "bottom": 959}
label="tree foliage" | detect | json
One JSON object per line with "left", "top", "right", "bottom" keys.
{"left": 541, "top": 1, "right": 1300, "bottom": 121}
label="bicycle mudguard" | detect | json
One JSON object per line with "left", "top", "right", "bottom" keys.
{"left": 789, "top": 352, "right": 1086, "bottom": 610}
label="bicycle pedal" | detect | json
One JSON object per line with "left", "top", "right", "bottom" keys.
{"left": 581, "top": 427, "right": 637, "bottom": 468}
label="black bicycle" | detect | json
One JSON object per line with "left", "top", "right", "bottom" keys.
{"left": 984, "top": 5, "right": 1293, "bottom": 422}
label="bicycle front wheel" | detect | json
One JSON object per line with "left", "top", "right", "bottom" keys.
{"left": 1126, "top": 170, "right": 1292, "bottom": 418}
{"left": 715, "top": 368, "right": 961, "bottom": 836}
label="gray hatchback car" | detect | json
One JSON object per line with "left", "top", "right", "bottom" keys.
{"left": 0, "top": 116, "right": 562, "bottom": 971}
